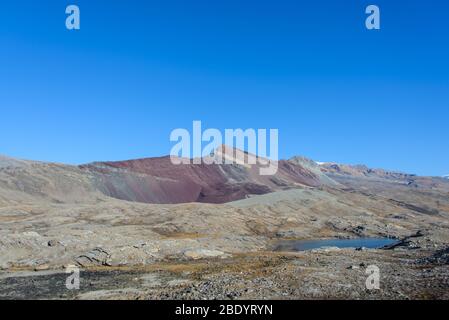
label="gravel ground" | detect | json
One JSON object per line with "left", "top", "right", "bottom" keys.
{"left": 1, "top": 245, "right": 447, "bottom": 300}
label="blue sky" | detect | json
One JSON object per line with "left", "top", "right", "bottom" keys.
{"left": 0, "top": 0, "right": 448, "bottom": 176}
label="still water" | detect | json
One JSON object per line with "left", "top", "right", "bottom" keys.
{"left": 274, "top": 238, "right": 397, "bottom": 252}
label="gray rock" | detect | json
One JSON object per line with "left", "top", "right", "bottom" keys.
{"left": 76, "top": 248, "right": 112, "bottom": 267}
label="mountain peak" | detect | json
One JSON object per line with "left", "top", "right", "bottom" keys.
{"left": 212, "top": 144, "right": 260, "bottom": 167}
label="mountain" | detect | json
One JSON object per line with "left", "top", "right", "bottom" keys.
{"left": 0, "top": 154, "right": 104, "bottom": 206}
{"left": 288, "top": 156, "right": 341, "bottom": 187}
{"left": 0, "top": 147, "right": 337, "bottom": 205}
{"left": 2, "top": 148, "right": 448, "bottom": 207}
{"left": 318, "top": 162, "right": 415, "bottom": 181}
{"left": 81, "top": 145, "right": 337, "bottom": 204}
{"left": 318, "top": 161, "right": 449, "bottom": 192}
{"left": 0, "top": 154, "right": 29, "bottom": 169}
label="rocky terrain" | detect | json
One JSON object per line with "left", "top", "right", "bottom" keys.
{"left": 0, "top": 149, "right": 448, "bottom": 300}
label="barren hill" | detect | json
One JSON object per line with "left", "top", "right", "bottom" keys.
{"left": 0, "top": 147, "right": 338, "bottom": 205}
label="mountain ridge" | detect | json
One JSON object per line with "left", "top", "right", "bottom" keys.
{"left": 1, "top": 147, "right": 448, "bottom": 206}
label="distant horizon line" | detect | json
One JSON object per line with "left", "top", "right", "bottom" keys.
{"left": 1, "top": 149, "right": 447, "bottom": 178}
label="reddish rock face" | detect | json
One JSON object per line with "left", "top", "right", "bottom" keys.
{"left": 80, "top": 153, "right": 326, "bottom": 204}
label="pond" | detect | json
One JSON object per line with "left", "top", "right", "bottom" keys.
{"left": 274, "top": 238, "right": 398, "bottom": 252}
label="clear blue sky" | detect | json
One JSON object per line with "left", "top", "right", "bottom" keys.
{"left": 1, "top": 0, "right": 448, "bottom": 176}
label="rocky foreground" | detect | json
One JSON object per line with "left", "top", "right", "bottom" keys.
{"left": 1, "top": 245, "right": 448, "bottom": 300}
{"left": 0, "top": 153, "right": 448, "bottom": 299}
